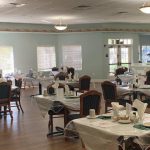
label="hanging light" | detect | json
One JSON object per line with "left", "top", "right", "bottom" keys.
{"left": 54, "top": 18, "right": 67, "bottom": 30}
{"left": 139, "top": 2, "right": 150, "bottom": 14}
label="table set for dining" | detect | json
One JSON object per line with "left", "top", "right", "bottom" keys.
{"left": 73, "top": 112, "right": 150, "bottom": 150}
{"left": 34, "top": 91, "right": 80, "bottom": 117}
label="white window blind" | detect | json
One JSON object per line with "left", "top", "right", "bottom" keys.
{"left": 0, "top": 46, "right": 14, "bottom": 75}
{"left": 62, "top": 45, "right": 82, "bottom": 70}
{"left": 37, "top": 46, "right": 56, "bottom": 71}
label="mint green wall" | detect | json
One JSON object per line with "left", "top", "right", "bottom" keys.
{"left": 0, "top": 32, "right": 57, "bottom": 73}
{"left": 0, "top": 31, "right": 141, "bottom": 79}
{"left": 0, "top": 22, "right": 147, "bottom": 79}
{"left": 57, "top": 32, "right": 140, "bottom": 79}
{"left": 57, "top": 32, "right": 105, "bottom": 79}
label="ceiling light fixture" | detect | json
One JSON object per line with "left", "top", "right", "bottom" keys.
{"left": 54, "top": 18, "right": 67, "bottom": 31}
{"left": 139, "top": 2, "right": 150, "bottom": 14}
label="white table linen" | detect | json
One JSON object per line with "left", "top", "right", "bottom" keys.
{"left": 34, "top": 95, "right": 80, "bottom": 117}
{"left": 73, "top": 113, "right": 150, "bottom": 150}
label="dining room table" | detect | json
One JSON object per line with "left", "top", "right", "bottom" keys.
{"left": 34, "top": 93, "right": 80, "bottom": 118}
{"left": 72, "top": 113, "right": 150, "bottom": 150}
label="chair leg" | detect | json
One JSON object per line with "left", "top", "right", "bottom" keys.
{"left": 105, "top": 103, "right": 107, "bottom": 113}
{"left": 18, "top": 100, "right": 24, "bottom": 113}
{"left": 4, "top": 106, "right": 7, "bottom": 115}
{"left": 15, "top": 101, "right": 20, "bottom": 111}
{"left": 48, "top": 114, "right": 53, "bottom": 133}
{"left": 8, "top": 104, "right": 13, "bottom": 119}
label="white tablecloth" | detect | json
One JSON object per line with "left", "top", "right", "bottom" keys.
{"left": 34, "top": 95, "right": 80, "bottom": 117}
{"left": 73, "top": 113, "right": 150, "bottom": 150}
{"left": 117, "top": 85, "right": 150, "bottom": 97}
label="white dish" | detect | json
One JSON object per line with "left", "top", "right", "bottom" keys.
{"left": 143, "top": 122, "right": 150, "bottom": 127}
{"left": 86, "top": 115, "right": 97, "bottom": 119}
{"left": 118, "top": 119, "right": 131, "bottom": 124}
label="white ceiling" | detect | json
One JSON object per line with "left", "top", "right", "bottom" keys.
{"left": 0, "top": 0, "right": 149, "bottom": 25}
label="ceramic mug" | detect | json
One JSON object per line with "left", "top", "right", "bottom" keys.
{"left": 89, "top": 109, "right": 95, "bottom": 118}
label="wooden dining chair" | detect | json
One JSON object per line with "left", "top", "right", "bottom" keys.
{"left": 11, "top": 84, "right": 24, "bottom": 112}
{"left": 54, "top": 72, "right": 67, "bottom": 80}
{"left": 74, "top": 75, "right": 91, "bottom": 93}
{"left": 65, "top": 90, "right": 102, "bottom": 124}
{"left": 0, "top": 82, "right": 13, "bottom": 118}
{"left": 115, "top": 67, "right": 128, "bottom": 85}
{"left": 64, "top": 90, "right": 102, "bottom": 141}
{"left": 145, "top": 70, "right": 150, "bottom": 85}
{"left": 47, "top": 84, "right": 65, "bottom": 136}
{"left": 67, "top": 67, "right": 75, "bottom": 79}
{"left": 101, "top": 81, "right": 132, "bottom": 113}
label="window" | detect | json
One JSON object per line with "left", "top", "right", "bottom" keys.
{"left": 108, "top": 39, "right": 132, "bottom": 74}
{"left": 37, "top": 46, "right": 56, "bottom": 71}
{"left": 0, "top": 46, "right": 14, "bottom": 76}
{"left": 62, "top": 45, "right": 82, "bottom": 70}
{"left": 141, "top": 45, "right": 150, "bottom": 63}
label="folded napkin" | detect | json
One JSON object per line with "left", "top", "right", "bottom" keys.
{"left": 74, "top": 73, "right": 79, "bottom": 81}
{"left": 133, "top": 124, "right": 150, "bottom": 130}
{"left": 111, "top": 102, "right": 124, "bottom": 117}
{"left": 133, "top": 99, "right": 148, "bottom": 123}
{"left": 126, "top": 103, "right": 132, "bottom": 116}
{"left": 97, "top": 115, "right": 111, "bottom": 120}
{"left": 65, "top": 85, "right": 70, "bottom": 95}
{"left": 68, "top": 73, "right": 72, "bottom": 80}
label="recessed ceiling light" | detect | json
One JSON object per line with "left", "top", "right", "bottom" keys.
{"left": 73, "top": 5, "right": 92, "bottom": 10}
{"left": 117, "top": 11, "right": 128, "bottom": 15}
{"left": 9, "top": 3, "right": 27, "bottom": 7}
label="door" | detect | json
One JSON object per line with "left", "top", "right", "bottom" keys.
{"left": 109, "top": 45, "right": 131, "bottom": 74}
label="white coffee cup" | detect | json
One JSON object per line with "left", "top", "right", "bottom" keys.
{"left": 43, "top": 90, "right": 48, "bottom": 96}
{"left": 89, "top": 109, "right": 95, "bottom": 118}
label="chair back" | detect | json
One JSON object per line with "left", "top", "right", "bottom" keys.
{"left": 67, "top": 67, "right": 75, "bottom": 79}
{"left": 79, "top": 75, "right": 91, "bottom": 91}
{"left": 7, "top": 80, "right": 12, "bottom": 85}
{"left": 115, "top": 67, "right": 128, "bottom": 76}
{"left": 145, "top": 70, "right": 150, "bottom": 85}
{"left": 80, "top": 90, "right": 101, "bottom": 117}
{"left": 52, "top": 67, "right": 59, "bottom": 71}
{"left": 0, "top": 82, "right": 11, "bottom": 100}
{"left": 101, "top": 81, "right": 117, "bottom": 102}
{"left": 15, "top": 79, "right": 22, "bottom": 88}
{"left": 55, "top": 72, "right": 66, "bottom": 80}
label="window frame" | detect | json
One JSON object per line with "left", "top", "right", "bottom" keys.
{"left": 37, "top": 46, "right": 56, "bottom": 71}
{"left": 62, "top": 45, "right": 82, "bottom": 70}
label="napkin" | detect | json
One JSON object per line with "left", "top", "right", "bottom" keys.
{"left": 126, "top": 103, "right": 132, "bottom": 116}
{"left": 133, "top": 99, "right": 148, "bottom": 123}
{"left": 74, "top": 73, "right": 79, "bottom": 81}
{"left": 65, "top": 85, "right": 70, "bottom": 95}
{"left": 111, "top": 102, "right": 124, "bottom": 117}
{"left": 68, "top": 73, "right": 72, "bottom": 80}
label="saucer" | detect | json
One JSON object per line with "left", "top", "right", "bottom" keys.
{"left": 86, "top": 115, "right": 97, "bottom": 119}
{"left": 118, "top": 119, "right": 131, "bottom": 124}
{"left": 143, "top": 122, "right": 150, "bottom": 127}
